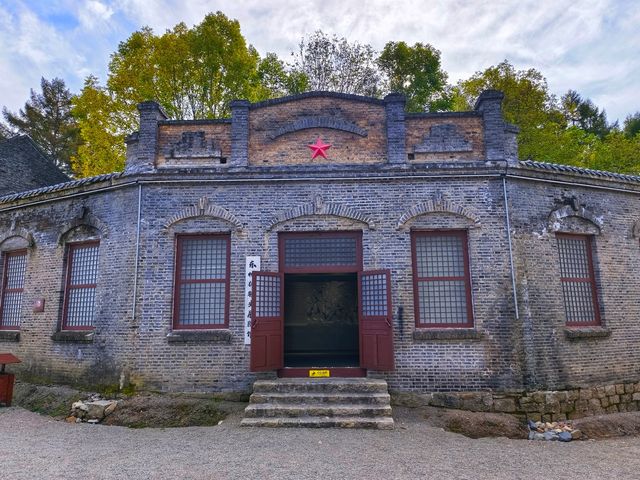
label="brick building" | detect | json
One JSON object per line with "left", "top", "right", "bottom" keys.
{"left": 0, "top": 135, "right": 69, "bottom": 196}
{"left": 1, "top": 90, "right": 639, "bottom": 404}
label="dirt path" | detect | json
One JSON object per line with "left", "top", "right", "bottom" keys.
{"left": 2, "top": 406, "right": 640, "bottom": 480}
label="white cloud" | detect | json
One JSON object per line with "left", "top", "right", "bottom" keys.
{"left": 76, "top": 0, "right": 115, "bottom": 29}
{"left": 1, "top": 0, "right": 639, "bottom": 123}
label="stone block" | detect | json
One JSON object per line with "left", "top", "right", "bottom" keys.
{"left": 493, "top": 397, "right": 517, "bottom": 413}
{"left": 604, "top": 385, "right": 617, "bottom": 396}
{"left": 615, "top": 384, "right": 625, "bottom": 395}
{"left": 459, "top": 392, "right": 493, "bottom": 412}
{"left": 566, "top": 390, "right": 580, "bottom": 402}
{"left": 609, "top": 395, "right": 620, "bottom": 405}
{"left": 600, "top": 397, "right": 610, "bottom": 408}
{"left": 632, "top": 392, "right": 640, "bottom": 401}
{"left": 625, "top": 384, "right": 635, "bottom": 394}
{"left": 579, "top": 389, "right": 594, "bottom": 400}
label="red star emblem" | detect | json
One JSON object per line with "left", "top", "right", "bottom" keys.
{"left": 307, "top": 137, "right": 332, "bottom": 159}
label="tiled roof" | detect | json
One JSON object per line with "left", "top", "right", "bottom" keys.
{"left": 519, "top": 159, "right": 640, "bottom": 184}
{"left": 0, "top": 172, "right": 123, "bottom": 204}
{"left": 0, "top": 135, "right": 70, "bottom": 196}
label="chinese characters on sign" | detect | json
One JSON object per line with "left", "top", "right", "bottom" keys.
{"left": 244, "top": 256, "right": 261, "bottom": 345}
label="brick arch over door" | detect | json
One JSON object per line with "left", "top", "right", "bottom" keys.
{"left": 267, "top": 199, "right": 376, "bottom": 231}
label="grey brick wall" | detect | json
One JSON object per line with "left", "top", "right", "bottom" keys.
{"left": 2, "top": 91, "right": 640, "bottom": 396}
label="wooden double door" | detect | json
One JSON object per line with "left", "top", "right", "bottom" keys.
{"left": 249, "top": 231, "right": 394, "bottom": 372}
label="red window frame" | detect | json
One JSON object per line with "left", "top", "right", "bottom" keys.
{"left": 62, "top": 241, "right": 100, "bottom": 331}
{"left": 556, "top": 233, "right": 601, "bottom": 327}
{"left": 411, "top": 230, "right": 474, "bottom": 328}
{"left": 0, "top": 249, "right": 27, "bottom": 331}
{"left": 173, "top": 234, "right": 231, "bottom": 330}
{"left": 278, "top": 231, "right": 363, "bottom": 274}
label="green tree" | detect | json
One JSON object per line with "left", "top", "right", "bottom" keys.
{"left": 71, "top": 76, "right": 128, "bottom": 177}
{"left": 452, "top": 61, "right": 568, "bottom": 162}
{"left": 2, "top": 77, "right": 80, "bottom": 172}
{"left": 0, "top": 123, "right": 10, "bottom": 141}
{"left": 107, "top": 12, "right": 262, "bottom": 120}
{"left": 377, "top": 41, "right": 451, "bottom": 111}
{"left": 255, "top": 52, "right": 308, "bottom": 99}
{"left": 623, "top": 112, "right": 640, "bottom": 139}
{"left": 561, "top": 90, "right": 610, "bottom": 138}
{"left": 293, "top": 31, "right": 381, "bottom": 96}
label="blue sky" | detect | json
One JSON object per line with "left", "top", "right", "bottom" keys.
{"left": 1, "top": 0, "right": 639, "bottom": 123}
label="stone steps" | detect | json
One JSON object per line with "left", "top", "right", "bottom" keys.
{"left": 249, "top": 392, "right": 391, "bottom": 405}
{"left": 241, "top": 378, "right": 394, "bottom": 429}
{"left": 241, "top": 416, "right": 395, "bottom": 429}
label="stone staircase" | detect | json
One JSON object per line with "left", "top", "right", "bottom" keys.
{"left": 240, "top": 378, "right": 394, "bottom": 429}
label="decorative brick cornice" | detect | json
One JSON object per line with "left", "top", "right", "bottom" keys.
{"left": 57, "top": 207, "right": 109, "bottom": 244}
{"left": 164, "top": 197, "right": 243, "bottom": 230}
{"left": 397, "top": 194, "right": 481, "bottom": 229}
{"left": 268, "top": 117, "right": 368, "bottom": 140}
{"left": 548, "top": 204, "right": 603, "bottom": 233}
{"left": 249, "top": 91, "right": 386, "bottom": 109}
{"left": 268, "top": 195, "right": 375, "bottom": 231}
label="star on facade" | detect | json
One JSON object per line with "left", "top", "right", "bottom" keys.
{"left": 307, "top": 137, "right": 332, "bottom": 159}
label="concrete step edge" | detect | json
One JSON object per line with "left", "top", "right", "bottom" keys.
{"left": 240, "top": 416, "right": 394, "bottom": 429}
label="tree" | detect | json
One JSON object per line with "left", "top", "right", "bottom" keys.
{"left": 255, "top": 52, "right": 308, "bottom": 99}
{"left": 377, "top": 41, "right": 451, "bottom": 112}
{"left": 292, "top": 31, "right": 381, "bottom": 96}
{"left": 71, "top": 76, "right": 128, "bottom": 176}
{"left": 452, "top": 61, "right": 568, "bottom": 162}
{"left": 2, "top": 77, "right": 79, "bottom": 171}
{"left": 561, "top": 90, "right": 610, "bottom": 138}
{"left": 0, "top": 123, "right": 10, "bottom": 141}
{"left": 107, "top": 12, "right": 262, "bottom": 120}
{"left": 623, "top": 112, "right": 640, "bottom": 139}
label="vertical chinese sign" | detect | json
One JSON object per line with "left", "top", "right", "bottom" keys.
{"left": 244, "top": 256, "right": 261, "bottom": 345}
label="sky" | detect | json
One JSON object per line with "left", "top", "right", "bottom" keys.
{"left": 1, "top": 0, "right": 639, "bottom": 123}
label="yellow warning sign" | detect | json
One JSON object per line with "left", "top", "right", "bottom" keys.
{"left": 309, "top": 369, "right": 330, "bottom": 378}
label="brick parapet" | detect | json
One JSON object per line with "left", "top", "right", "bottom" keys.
{"left": 125, "top": 102, "right": 167, "bottom": 174}
{"left": 230, "top": 100, "right": 250, "bottom": 167}
{"left": 384, "top": 93, "right": 407, "bottom": 164}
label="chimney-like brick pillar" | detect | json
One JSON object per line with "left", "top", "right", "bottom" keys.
{"left": 125, "top": 101, "right": 167, "bottom": 174}
{"left": 230, "top": 100, "right": 250, "bottom": 167}
{"left": 384, "top": 93, "right": 406, "bottom": 164}
{"left": 474, "top": 90, "right": 516, "bottom": 164}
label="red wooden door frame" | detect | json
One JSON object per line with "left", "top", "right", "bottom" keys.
{"left": 359, "top": 269, "right": 395, "bottom": 371}
{"left": 250, "top": 271, "right": 284, "bottom": 372}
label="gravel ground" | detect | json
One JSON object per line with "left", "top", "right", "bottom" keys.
{"left": 2, "top": 406, "right": 640, "bottom": 480}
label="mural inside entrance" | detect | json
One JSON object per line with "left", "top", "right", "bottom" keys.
{"left": 284, "top": 274, "right": 358, "bottom": 367}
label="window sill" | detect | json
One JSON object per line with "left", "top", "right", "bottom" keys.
{"left": 413, "top": 328, "right": 483, "bottom": 341}
{"left": 0, "top": 330, "right": 20, "bottom": 342}
{"left": 167, "top": 329, "right": 232, "bottom": 344}
{"left": 563, "top": 327, "right": 611, "bottom": 340}
{"left": 51, "top": 331, "right": 95, "bottom": 343}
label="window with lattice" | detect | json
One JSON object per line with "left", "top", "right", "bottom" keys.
{"left": 411, "top": 231, "right": 473, "bottom": 327}
{"left": 0, "top": 250, "right": 27, "bottom": 330}
{"left": 556, "top": 233, "right": 600, "bottom": 326}
{"left": 63, "top": 242, "right": 99, "bottom": 330}
{"left": 174, "top": 235, "right": 230, "bottom": 329}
